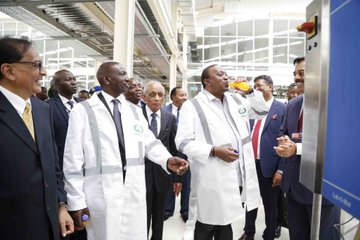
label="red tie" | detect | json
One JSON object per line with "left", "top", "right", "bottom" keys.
{"left": 252, "top": 119, "right": 262, "bottom": 160}
{"left": 297, "top": 110, "right": 303, "bottom": 132}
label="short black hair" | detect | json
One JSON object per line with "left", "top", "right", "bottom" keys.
{"left": 288, "top": 82, "right": 297, "bottom": 89}
{"left": 200, "top": 64, "right": 218, "bottom": 88}
{"left": 0, "top": 37, "right": 33, "bottom": 79}
{"left": 79, "top": 89, "right": 89, "bottom": 95}
{"left": 293, "top": 57, "right": 305, "bottom": 66}
{"left": 254, "top": 75, "right": 273, "bottom": 86}
{"left": 170, "top": 87, "right": 181, "bottom": 101}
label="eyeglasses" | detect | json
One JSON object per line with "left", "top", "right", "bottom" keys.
{"left": 12, "top": 61, "right": 43, "bottom": 71}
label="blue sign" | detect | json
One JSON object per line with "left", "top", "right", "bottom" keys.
{"left": 322, "top": 0, "right": 360, "bottom": 220}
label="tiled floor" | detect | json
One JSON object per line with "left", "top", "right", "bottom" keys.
{"left": 162, "top": 200, "right": 360, "bottom": 240}
{"left": 162, "top": 199, "right": 289, "bottom": 240}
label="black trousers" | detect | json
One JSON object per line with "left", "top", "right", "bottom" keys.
{"left": 147, "top": 189, "right": 168, "bottom": 240}
{"left": 244, "top": 161, "right": 280, "bottom": 240}
{"left": 287, "top": 192, "right": 340, "bottom": 240}
{"left": 194, "top": 221, "right": 233, "bottom": 240}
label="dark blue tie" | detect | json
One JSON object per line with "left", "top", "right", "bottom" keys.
{"left": 112, "top": 99, "right": 126, "bottom": 180}
{"left": 67, "top": 100, "right": 74, "bottom": 109}
{"left": 150, "top": 112, "right": 158, "bottom": 137}
{"left": 176, "top": 107, "right": 180, "bottom": 123}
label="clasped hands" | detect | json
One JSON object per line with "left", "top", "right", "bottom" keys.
{"left": 167, "top": 157, "right": 189, "bottom": 175}
{"left": 273, "top": 135, "right": 297, "bottom": 158}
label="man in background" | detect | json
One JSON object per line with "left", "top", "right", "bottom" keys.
{"left": 47, "top": 69, "right": 82, "bottom": 169}
{"left": 163, "top": 86, "right": 190, "bottom": 222}
{"left": 286, "top": 83, "right": 299, "bottom": 103}
{"left": 78, "top": 89, "right": 90, "bottom": 100}
{"left": 125, "top": 77, "right": 145, "bottom": 107}
{"left": 142, "top": 81, "right": 182, "bottom": 240}
{"left": 36, "top": 86, "right": 48, "bottom": 100}
{"left": 239, "top": 75, "right": 286, "bottom": 240}
{"left": 46, "top": 69, "right": 85, "bottom": 240}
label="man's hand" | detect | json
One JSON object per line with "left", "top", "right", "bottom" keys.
{"left": 274, "top": 135, "right": 296, "bottom": 158}
{"left": 272, "top": 171, "right": 282, "bottom": 187}
{"left": 213, "top": 146, "right": 239, "bottom": 163}
{"left": 173, "top": 183, "right": 183, "bottom": 196}
{"left": 68, "top": 208, "right": 90, "bottom": 231}
{"left": 59, "top": 205, "right": 74, "bottom": 237}
{"left": 167, "top": 157, "right": 189, "bottom": 175}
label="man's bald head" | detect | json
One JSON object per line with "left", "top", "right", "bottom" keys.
{"left": 96, "top": 62, "right": 129, "bottom": 98}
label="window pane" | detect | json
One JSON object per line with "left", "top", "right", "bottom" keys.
{"left": 273, "top": 38, "right": 288, "bottom": 63}
{"left": 273, "top": 20, "right": 288, "bottom": 37}
{"left": 221, "top": 23, "right": 236, "bottom": 36}
{"left": 255, "top": 19, "right": 269, "bottom": 36}
{"left": 238, "top": 20, "right": 253, "bottom": 36}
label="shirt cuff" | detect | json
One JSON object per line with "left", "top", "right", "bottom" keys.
{"left": 296, "top": 143, "right": 302, "bottom": 155}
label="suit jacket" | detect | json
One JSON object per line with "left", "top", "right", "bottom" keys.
{"left": 0, "top": 92, "right": 66, "bottom": 240}
{"left": 251, "top": 99, "right": 286, "bottom": 177}
{"left": 142, "top": 106, "right": 179, "bottom": 193}
{"left": 280, "top": 95, "right": 332, "bottom": 205}
{"left": 46, "top": 95, "right": 82, "bottom": 168}
{"left": 163, "top": 104, "right": 187, "bottom": 160}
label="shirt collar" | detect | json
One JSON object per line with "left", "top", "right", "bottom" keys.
{"left": 203, "top": 89, "right": 218, "bottom": 102}
{"left": 145, "top": 105, "right": 161, "bottom": 120}
{"left": 0, "top": 85, "right": 30, "bottom": 116}
{"left": 266, "top": 97, "right": 274, "bottom": 108}
{"left": 101, "top": 91, "right": 126, "bottom": 105}
{"left": 171, "top": 103, "right": 179, "bottom": 111}
{"left": 58, "top": 94, "right": 75, "bottom": 105}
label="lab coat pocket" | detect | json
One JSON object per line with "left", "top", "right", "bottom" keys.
{"left": 84, "top": 177, "right": 106, "bottom": 216}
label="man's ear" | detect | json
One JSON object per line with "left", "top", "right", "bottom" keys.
{"left": 204, "top": 78, "right": 212, "bottom": 87}
{"left": 102, "top": 74, "right": 111, "bottom": 85}
{"left": 0, "top": 64, "right": 16, "bottom": 81}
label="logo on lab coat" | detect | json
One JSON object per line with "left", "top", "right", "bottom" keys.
{"left": 238, "top": 107, "right": 247, "bottom": 116}
{"left": 134, "top": 124, "right": 144, "bottom": 133}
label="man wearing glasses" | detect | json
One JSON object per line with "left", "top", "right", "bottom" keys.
{"left": 0, "top": 37, "right": 74, "bottom": 240}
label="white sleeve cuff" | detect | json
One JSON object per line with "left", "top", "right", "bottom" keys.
{"left": 296, "top": 143, "right": 302, "bottom": 155}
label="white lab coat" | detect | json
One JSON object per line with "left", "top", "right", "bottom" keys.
{"left": 63, "top": 93, "right": 172, "bottom": 240}
{"left": 175, "top": 90, "right": 267, "bottom": 225}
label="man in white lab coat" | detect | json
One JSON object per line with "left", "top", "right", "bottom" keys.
{"left": 175, "top": 64, "right": 268, "bottom": 240}
{"left": 63, "top": 62, "right": 188, "bottom": 240}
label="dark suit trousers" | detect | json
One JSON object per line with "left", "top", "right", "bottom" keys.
{"left": 287, "top": 192, "right": 340, "bottom": 240}
{"left": 244, "top": 161, "right": 280, "bottom": 240}
{"left": 165, "top": 169, "right": 191, "bottom": 216}
{"left": 194, "top": 221, "right": 233, "bottom": 240}
{"left": 147, "top": 186, "right": 168, "bottom": 240}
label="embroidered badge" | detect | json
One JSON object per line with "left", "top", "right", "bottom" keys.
{"left": 238, "top": 107, "right": 247, "bottom": 115}
{"left": 134, "top": 124, "right": 143, "bottom": 133}
{"left": 272, "top": 114, "right": 278, "bottom": 120}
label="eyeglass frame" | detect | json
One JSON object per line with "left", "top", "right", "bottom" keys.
{"left": 11, "top": 60, "right": 44, "bottom": 71}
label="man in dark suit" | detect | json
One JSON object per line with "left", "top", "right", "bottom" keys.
{"left": 239, "top": 75, "right": 286, "bottom": 240}
{"left": 275, "top": 57, "right": 340, "bottom": 240}
{"left": 0, "top": 37, "right": 73, "bottom": 240}
{"left": 142, "top": 81, "right": 182, "bottom": 240}
{"left": 47, "top": 69, "right": 82, "bottom": 169}
{"left": 46, "top": 70, "right": 85, "bottom": 240}
{"left": 163, "top": 86, "right": 190, "bottom": 222}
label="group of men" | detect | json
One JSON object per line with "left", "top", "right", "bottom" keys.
{"left": 0, "top": 36, "right": 340, "bottom": 240}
